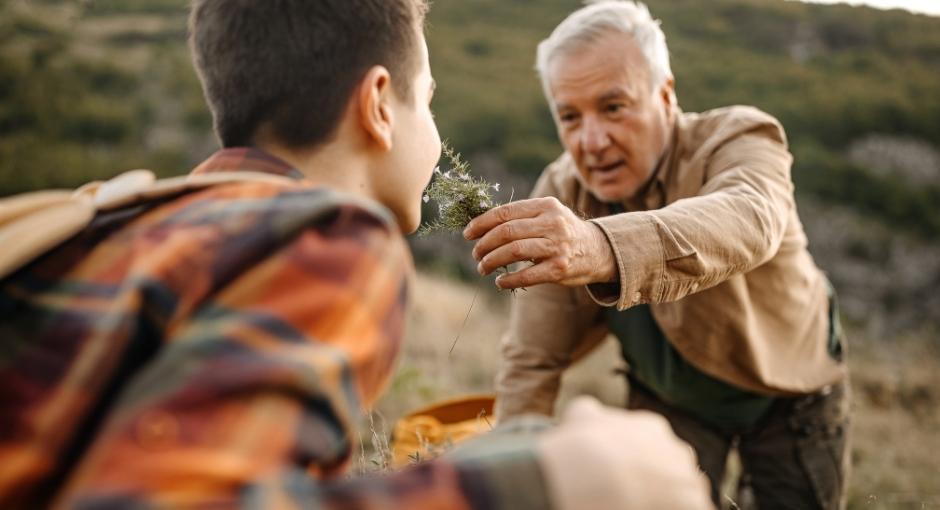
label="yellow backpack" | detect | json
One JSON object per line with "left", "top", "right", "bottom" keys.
{"left": 390, "top": 394, "right": 495, "bottom": 468}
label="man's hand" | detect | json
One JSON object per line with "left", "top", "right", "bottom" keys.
{"left": 538, "top": 397, "right": 714, "bottom": 510}
{"left": 463, "top": 197, "right": 617, "bottom": 289}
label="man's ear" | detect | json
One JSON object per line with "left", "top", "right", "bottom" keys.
{"left": 358, "top": 65, "right": 395, "bottom": 151}
{"left": 658, "top": 76, "right": 678, "bottom": 125}
{"left": 659, "top": 76, "right": 677, "bottom": 111}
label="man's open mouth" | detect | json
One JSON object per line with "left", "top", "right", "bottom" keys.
{"left": 590, "top": 161, "right": 625, "bottom": 175}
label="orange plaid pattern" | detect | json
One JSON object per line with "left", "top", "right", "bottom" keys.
{"left": 0, "top": 149, "right": 549, "bottom": 509}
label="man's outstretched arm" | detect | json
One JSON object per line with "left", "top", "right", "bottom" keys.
{"left": 464, "top": 115, "right": 794, "bottom": 308}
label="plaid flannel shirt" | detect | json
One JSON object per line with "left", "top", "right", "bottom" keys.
{"left": 0, "top": 148, "right": 549, "bottom": 509}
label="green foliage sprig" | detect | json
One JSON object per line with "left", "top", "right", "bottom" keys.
{"left": 419, "top": 142, "right": 500, "bottom": 236}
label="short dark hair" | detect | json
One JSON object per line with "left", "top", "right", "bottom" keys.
{"left": 189, "top": 0, "right": 428, "bottom": 149}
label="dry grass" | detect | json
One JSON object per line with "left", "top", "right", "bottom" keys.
{"left": 371, "top": 271, "right": 940, "bottom": 509}
{"left": 847, "top": 335, "right": 940, "bottom": 509}
{"left": 375, "top": 273, "right": 509, "bottom": 421}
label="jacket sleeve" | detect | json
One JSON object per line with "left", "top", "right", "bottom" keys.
{"left": 495, "top": 168, "right": 605, "bottom": 419}
{"left": 590, "top": 117, "right": 795, "bottom": 310}
{"left": 53, "top": 207, "right": 551, "bottom": 510}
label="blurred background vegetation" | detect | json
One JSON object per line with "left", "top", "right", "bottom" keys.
{"left": 1, "top": 0, "right": 938, "bottom": 507}
{"left": 2, "top": 0, "right": 938, "bottom": 335}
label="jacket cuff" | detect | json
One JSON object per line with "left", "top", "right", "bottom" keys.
{"left": 588, "top": 213, "right": 663, "bottom": 310}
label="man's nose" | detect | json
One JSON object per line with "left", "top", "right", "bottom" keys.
{"left": 580, "top": 116, "right": 611, "bottom": 155}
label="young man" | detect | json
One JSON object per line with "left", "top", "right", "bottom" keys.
{"left": 466, "top": 1, "right": 850, "bottom": 508}
{"left": 0, "top": 1, "right": 711, "bottom": 509}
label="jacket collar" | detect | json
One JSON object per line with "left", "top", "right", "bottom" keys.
{"left": 623, "top": 111, "right": 682, "bottom": 212}
{"left": 190, "top": 147, "right": 306, "bottom": 180}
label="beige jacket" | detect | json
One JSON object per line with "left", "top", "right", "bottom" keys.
{"left": 496, "top": 106, "right": 847, "bottom": 418}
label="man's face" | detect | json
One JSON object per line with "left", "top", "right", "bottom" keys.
{"left": 380, "top": 30, "right": 441, "bottom": 234}
{"left": 548, "top": 32, "right": 675, "bottom": 203}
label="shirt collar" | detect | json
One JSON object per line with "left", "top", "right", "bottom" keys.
{"left": 190, "top": 147, "right": 306, "bottom": 180}
{"left": 620, "top": 112, "right": 682, "bottom": 212}
{"left": 654, "top": 114, "right": 682, "bottom": 188}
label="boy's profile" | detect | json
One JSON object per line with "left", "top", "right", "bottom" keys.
{"left": 0, "top": 1, "right": 711, "bottom": 508}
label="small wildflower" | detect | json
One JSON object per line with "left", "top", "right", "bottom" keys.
{"left": 423, "top": 194, "right": 430, "bottom": 203}
{"left": 419, "top": 141, "right": 502, "bottom": 235}
{"left": 493, "top": 183, "right": 500, "bottom": 192}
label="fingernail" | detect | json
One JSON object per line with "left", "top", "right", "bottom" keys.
{"left": 463, "top": 228, "right": 471, "bottom": 239}
{"left": 477, "top": 263, "right": 485, "bottom": 275}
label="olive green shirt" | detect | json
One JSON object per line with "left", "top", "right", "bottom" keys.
{"left": 607, "top": 304, "right": 775, "bottom": 430}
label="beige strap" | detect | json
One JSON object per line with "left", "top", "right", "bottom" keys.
{"left": 0, "top": 192, "right": 95, "bottom": 280}
{"left": 91, "top": 170, "right": 296, "bottom": 211}
{"left": 0, "top": 169, "right": 297, "bottom": 280}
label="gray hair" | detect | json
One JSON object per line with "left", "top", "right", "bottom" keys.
{"left": 536, "top": 0, "right": 672, "bottom": 108}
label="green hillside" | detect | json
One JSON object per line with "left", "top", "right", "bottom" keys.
{"left": 2, "top": 0, "right": 938, "bottom": 235}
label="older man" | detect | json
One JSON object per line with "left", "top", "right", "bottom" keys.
{"left": 464, "top": 1, "right": 851, "bottom": 508}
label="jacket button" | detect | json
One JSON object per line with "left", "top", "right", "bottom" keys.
{"left": 632, "top": 291, "right": 642, "bottom": 303}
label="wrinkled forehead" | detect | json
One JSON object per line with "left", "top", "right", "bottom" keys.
{"left": 547, "top": 32, "right": 652, "bottom": 99}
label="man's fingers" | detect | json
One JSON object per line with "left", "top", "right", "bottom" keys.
{"left": 463, "top": 198, "right": 560, "bottom": 240}
{"left": 471, "top": 218, "right": 547, "bottom": 261}
{"left": 494, "top": 258, "right": 567, "bottom": 289}
{"left": 478, "top": 238, "right": 554, "bottom": 275}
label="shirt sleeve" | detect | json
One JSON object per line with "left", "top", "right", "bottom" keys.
{"left": 590, "top": 120, "right": 795, "bottom": 310}
{"left": 52, "top": 206, "right": 551, "bottom": 510}
{"left": 495, "top": 169, "right": 606, "bottom": 419}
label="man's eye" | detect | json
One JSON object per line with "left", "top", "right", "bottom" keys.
{"left": 605, "top": 104, "right": 624, "bottom": 114}
{"left": 560, "top": 113, "right": 579, "bottom": 123}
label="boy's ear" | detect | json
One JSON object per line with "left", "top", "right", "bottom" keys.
{"left": 358, "top": 65, "right": 395, "bottom": 151}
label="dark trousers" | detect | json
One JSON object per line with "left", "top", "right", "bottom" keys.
{"left": 627, "top": 378, "right": 852, "bottom": 510}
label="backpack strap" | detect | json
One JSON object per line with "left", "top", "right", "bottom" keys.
{"left": 0, "top": 169, "right": 296, "bottom": 280}
{"left": 0, "top": 191, "right": 95, "bottom": 281}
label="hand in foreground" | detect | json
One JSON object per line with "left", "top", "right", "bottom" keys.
{"left": 538, "top": 397, "right": 714, "bottom": 510}
{"left": 462, "top": 197, "right": 617, "bottom": 289}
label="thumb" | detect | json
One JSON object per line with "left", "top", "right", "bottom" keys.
{"left": 562, "top": 396, "right": 605, "bottom": 423}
